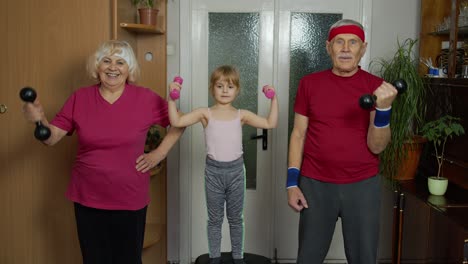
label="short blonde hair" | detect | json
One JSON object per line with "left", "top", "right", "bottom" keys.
{"left": 87, "top": 40, "right": 140, "bottom": 83}
{"left": 209, "top": 65, "right": 240, "bottom": 96}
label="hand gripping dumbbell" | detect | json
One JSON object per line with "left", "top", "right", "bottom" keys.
{"left": 262, "top": 85, "right": 275, "bottom": 99}
{"left": 169, "top": 76, "right": 184, "bottom": 100}
{"left": 358, "top": 79, "right": 407, "bottom": 109}
{"left": 19, "top": 87, "right": 51, "bottom": 141}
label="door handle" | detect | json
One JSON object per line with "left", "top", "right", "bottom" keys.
{"left": 0, "top": 104, "right": 7, "bottom": 114}
{"left": 250, "top": 129, "right": 268, "bottom": 150}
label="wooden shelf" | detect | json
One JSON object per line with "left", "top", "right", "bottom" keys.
{"left": 120, "top": 23, "right": 165, "bottom": 34}
{"left": 430, "top": 26, "right": 468, "bottom": 36}
{"left": 143, "top": 223, "right": 162, "bottom": 249}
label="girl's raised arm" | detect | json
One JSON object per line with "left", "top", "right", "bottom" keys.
{"left": 167, "top": 82, "right": 208, "bottom": 127}
{"left": 242, "top": 87, "right": 278, "bottom": 129}
{"left": 168, "top": 103, "right": 207, "bottom": 128}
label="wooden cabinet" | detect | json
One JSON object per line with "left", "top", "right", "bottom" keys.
{"left": 419, "top": 2, "right": 468, "bottom": 189}
{"left": 111, "top": 0, "right": 168, "bottom": 263}
{"left": 420, "top": 78, "right": 468, "bottom": 190}
{"left": 380, "top": 179, "right": 468, "bottom": 263}
{"left": 419, "top": 0, "right": 466, "bottom": 78}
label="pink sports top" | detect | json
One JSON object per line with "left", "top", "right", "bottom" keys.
{"left": 204, "top": 108, "right": 243, "bottom": 162}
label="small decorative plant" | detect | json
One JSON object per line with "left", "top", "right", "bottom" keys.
{"left": 130, "top": 0, "right": 158, "bottom": 25}
{"left": 145, "top": 125, "right": 163, "bottom": 153}
{"left": 420, "top": 115, "right": 465, "bottom": 179}
{"left": 130, "top": 0, "right": 154, "bottom": 9}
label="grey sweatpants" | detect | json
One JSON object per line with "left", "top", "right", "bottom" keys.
{"left": 205, "top": 156, "right": 245, "bottom": 260}
{"left": 297, "top": 175, "right": 381, "bottom": 264}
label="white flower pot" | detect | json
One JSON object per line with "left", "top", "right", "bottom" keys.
{"left": 427, "top": 176, "right": 448, "bottom": 196}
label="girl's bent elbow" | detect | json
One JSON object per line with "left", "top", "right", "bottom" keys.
{"left": 266, "top": 123, "right": 277, "bottom": 129}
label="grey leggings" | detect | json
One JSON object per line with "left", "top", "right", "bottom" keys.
{"left": 205, "top": 156, "right": 245, "bottom": 260}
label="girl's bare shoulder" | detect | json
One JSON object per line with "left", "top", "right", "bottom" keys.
{"left": 192, "top": 107, "right": 210, "bottom": 116}
{"left": 239, "top": 109, "right": 255, "bottom": 119}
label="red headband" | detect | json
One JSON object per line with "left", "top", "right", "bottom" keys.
{"left": 328, "top": 25, "right": 365, "bottom": 42}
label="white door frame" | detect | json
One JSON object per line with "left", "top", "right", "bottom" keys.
{"left": 178, "top": 1, "right": 373, "bottom": 263}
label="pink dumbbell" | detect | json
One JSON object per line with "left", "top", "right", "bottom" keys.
{"left": 262, "top": 85, "right": 275, "bottom": 99}
{"left": 170, "top": 76, "right": 184, "bottom": 100}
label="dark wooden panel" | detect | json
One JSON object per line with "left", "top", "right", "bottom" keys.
{"left": 385, "top": 179, "right": 468, "bottom": 263}
{"left": 428, "top": 208, "right": 467, "bottom": 263}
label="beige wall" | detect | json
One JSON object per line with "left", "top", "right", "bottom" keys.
{"left": 0, "top": 1, "right": 167, "bottom": 263}
{"left": 369, "top": 0, "right": 421, "bottom": 67}
{"left": 0, "top": 1, "right": 111, "bottom": 263}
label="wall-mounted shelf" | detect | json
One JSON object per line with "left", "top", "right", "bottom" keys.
{"left": 430, "top": 26, "right": 468, "bottom": 36}
{"left": 120, "top": 23, "right": 165, "bottom": 34}
{"left": 143, "top": 223, "right": 162, "bottom": 249}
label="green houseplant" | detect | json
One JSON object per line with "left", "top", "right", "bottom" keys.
{"left": 144, "top": 125, "right": 165, "bottom": 174}
{"left": 371, "top": 38, "right": 427, "bottom": 181}
{"left": 130, "top": 0, "right": 158, "bottom": 26}
{"left": 145, "top": 125, "right": 163, "bottom": 153}
{"left": 420, "top": 115, "right": 465, "bottom": 195}
{"left": 131, "top": 0, "right": 154, "bottom": 8}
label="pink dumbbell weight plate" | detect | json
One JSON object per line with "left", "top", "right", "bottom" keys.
{"left": 262, "top": 85, "right": 275, "bottom": 99}
{"left": 170, "top": 76, "right": 184, "bottom": 100}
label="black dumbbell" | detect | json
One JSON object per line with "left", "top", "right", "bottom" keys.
{"left": 19, "top": 87, "right": 51, "bottom": 141}
{"left": 359, "top": 79, "right": 407, "bottom": 109}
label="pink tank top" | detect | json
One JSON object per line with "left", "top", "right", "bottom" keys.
{"left": 204, "top": 108, "right": 243, "bottom": 162}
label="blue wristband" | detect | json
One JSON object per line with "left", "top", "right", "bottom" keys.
{"left": 287, "top": 167, "right": 300, "bottom": 188}
{"left": 374, "top": 106, "right": 392, "bottom": 128}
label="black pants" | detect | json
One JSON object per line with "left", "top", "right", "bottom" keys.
{"left": 74, "top": 203, "right": 147, "bottom": 264}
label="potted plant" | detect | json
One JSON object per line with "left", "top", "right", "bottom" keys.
{"left": 144, "top": 125, "right": 166, "bottom": 174}
{"left": 371, "top": 38, "right": 428, "bottom": 181}
{"left": 130, "top": 0, "right": 158, "bottom": 26}
{"left": 420, "top": 115, "right": 465, "bottom": 195}
{"left": 145, "top": 125, "right": 163, "bottom": 153}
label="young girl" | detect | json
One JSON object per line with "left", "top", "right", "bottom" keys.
{"left": 168, "top": 65, "right": 278, "bottom": 264}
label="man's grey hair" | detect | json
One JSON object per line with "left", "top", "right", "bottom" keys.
{"left": 329, "top": 19, "right": 364, "bottom": 32}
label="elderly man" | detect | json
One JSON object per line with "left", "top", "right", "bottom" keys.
{"left": 287, "top": 19, "right": 398, "bottom": 264}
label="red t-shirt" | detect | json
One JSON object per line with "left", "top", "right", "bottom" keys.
{"left": 51, "top": 84, "right": 169, "bottom": 210}
{"left": 294, "top": 69, "right": 383, "bottom": 183}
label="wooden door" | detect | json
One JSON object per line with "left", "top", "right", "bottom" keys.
{"left": 0, "top": 1, "right": 110, "bottom": 263}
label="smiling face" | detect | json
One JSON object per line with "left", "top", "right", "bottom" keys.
{"left": 88, "top": 40, "right": 140, "bottom": 85}
{"left": 97, "top": 55, "right": 129, "bottom": 90}
{"left": 326, "top": 33, "right": 367, "bottom": 77}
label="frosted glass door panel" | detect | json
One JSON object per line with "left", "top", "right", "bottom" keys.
{"left": 209, "top": 12, "right": 260, "bottom": 189}
{"left": 288, "top": 13, "right": 342, "bottom": 138}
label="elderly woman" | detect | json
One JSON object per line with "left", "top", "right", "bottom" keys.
{"left": 22, "top": 40, "right": 183, "bottom": 264}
